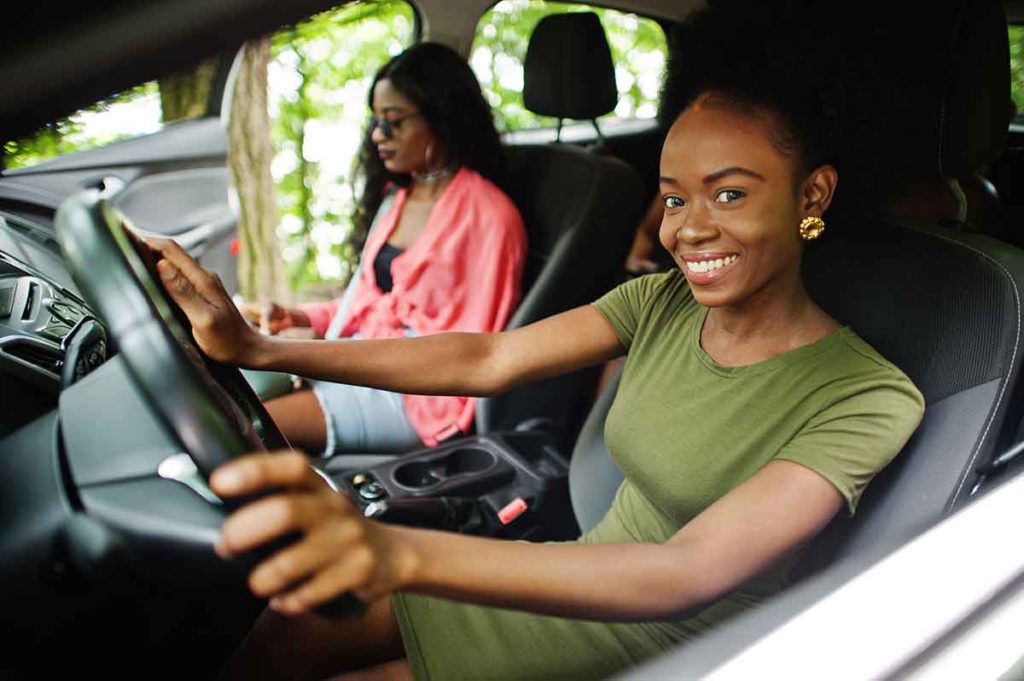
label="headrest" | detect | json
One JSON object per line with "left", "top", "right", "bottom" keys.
{"left": 523, "top": 13, "right": 617, "bottom": 120}
{"left": 938, "top": 0, "right": 1013, "bottom": 176}
{"left": 898, "top": 0, "right": 1012, "bottom": 177}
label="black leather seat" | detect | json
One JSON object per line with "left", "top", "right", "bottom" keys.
{"left": 475, "top": 13, "right": 645, "bottom": 449}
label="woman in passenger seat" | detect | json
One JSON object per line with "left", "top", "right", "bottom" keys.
{"left": 239, "top": 42, "right": 526, "bottom": 457}
{"left": 150, "top": 7, "right": 924, "bottom": 681}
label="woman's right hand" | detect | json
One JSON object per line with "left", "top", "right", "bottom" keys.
{"left": 211, "top": 451, "right": 419, "bottom": 614}
{"left": 147, "top": 237, "right": 268, "bottom": 367}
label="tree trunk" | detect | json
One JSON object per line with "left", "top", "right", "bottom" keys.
{"left": 228, "top": 38, "right": 288, "bottom": 305}
{"left": 158, "top": 58, "right": 218, "bottom": 123}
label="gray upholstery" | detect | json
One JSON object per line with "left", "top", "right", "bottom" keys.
{"left": 794, "top": 220, "right": 1024, "bottom": 576}
{"left": 522, "top": 13, "right": 617, "bottom": 120}
{"left": 568, "top": 365, "right": 624, "bottom": 533}
{"left": 476, "top": 145, "right": 644, "bottom": 448}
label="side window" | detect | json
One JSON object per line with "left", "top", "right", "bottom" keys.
{"left": 268, "top": 0, "right": 415, "bottom": 290}
{"left": 1010, "top": 25, "right": 1024, "bottom": 119}
{"left": 469, "top": 0, "right": 667, "bottom": 133}
{"left": 2, "top": 61, "right": 218, "bottom": 170}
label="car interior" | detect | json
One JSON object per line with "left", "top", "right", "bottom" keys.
{"left": 2, "top": 0, "right": 1024, "bottom": 678}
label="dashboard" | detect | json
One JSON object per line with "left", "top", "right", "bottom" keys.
{"left": 0, "top": 210, "right": 107, "bottom": 435}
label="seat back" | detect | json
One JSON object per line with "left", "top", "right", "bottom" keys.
{"left": 794, "top": 219, "right": 1024, "bottom": 574}
{"left": 475, "top": 145, "right": 644, "bottom": 447}
{"left": 475, "top": 12, "right": 645, "bottom": 447}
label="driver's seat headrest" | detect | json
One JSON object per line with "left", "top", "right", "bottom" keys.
{"left": 523, "top": 12, "right": 617, "bottom": 120}
{"left": 898, "top": 0, "right": 1013, "bottom": 178}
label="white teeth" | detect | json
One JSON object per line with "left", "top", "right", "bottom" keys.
{"left": 686, "top": 255, "right": 737, "bottom": 273}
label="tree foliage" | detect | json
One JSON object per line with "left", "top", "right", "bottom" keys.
{"left": 159, "top": 59, "right": 219, "bottom": 123}
{"left": 3, "top": 83, "right": 159, "bottom": 169}
{"left": 267, "top": 0, "right": 414, "bottom": 296}
{"left": 1010, "top": 26, "right": 1024, "bottom": 117}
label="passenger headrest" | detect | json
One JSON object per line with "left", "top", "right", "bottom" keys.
{"left": 523, "top": 13, "right": 617, "bottom": 120}
{"left": 901, "top": 0, "right": 1012, "bottom": 177}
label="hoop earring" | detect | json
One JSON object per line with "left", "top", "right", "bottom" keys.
{"left": 424, "top": 142, "right": 436, "bottom": 172}
{"left": 799, "top": 216, "right": 825, "bottom": 241}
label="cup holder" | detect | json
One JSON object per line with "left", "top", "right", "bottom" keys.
{"left": 392, "top": 447, "right": 497, "bottom": 489}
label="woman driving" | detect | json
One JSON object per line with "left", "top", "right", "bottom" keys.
{"left": 149, "top": 8, "right": 924, "bottom": 680}
{"left": 239, "top": 42, "right": 526, "bottom": 458}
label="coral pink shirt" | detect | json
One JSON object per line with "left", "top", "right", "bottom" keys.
{"left": 303, "top": 167, "right": 526, "bottom": 446}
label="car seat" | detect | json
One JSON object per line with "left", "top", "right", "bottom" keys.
{"left": 474, "top": 12, "right": 646, "bottom": 449}
{"left": 573, "top": 0, "right": 1024, "bottom": 571}
{"left": 562, "top": 6, "right": 1024, "bottom": 675}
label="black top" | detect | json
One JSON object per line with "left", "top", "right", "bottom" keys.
{"left": 374, "top": 242, "right": 404, "bottom": 293}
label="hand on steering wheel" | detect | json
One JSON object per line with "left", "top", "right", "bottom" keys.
{"left": 147, "top": 237, "right": 267, "bottom": 367}
{"left": 212, "top": 451, "right": 418, "bottom": 614}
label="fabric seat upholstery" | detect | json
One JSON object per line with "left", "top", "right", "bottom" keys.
{"left": 475, "top": 12, "right": 645, "bottom": 448}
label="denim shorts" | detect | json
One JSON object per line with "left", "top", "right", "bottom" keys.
{"left": 309, "top": 378, "right": 422, "bottom": 457}
{"left": 308, "top": 330, "right": 422, "bottom": 457}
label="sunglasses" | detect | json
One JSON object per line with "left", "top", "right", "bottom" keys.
{"left": 369, "top": 112, "right": 421, "bottom": 140}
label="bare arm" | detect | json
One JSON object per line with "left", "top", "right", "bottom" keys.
{"left": 213, "top": 454, "right": 842, "bottom": 621}
{"left": 149, "top": 237, "right": 624, "bottom": 396}
{"left": 257, "top": 307, "right": 624, "bottom": 397}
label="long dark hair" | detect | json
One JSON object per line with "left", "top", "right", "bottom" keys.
{"left": 352, "top": 42, "right": 504, "bottom": 241}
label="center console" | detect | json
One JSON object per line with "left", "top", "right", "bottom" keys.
{"left": 325, "top": 431, "right": 579, "bottom": 541}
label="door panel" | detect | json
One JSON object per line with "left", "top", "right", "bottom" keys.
{"left": 0, "top": 116, "right": 238, "bottom": 292}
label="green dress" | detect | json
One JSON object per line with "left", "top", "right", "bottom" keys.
{"left": 391, "top": 271, "right": 925, "bottom": 680}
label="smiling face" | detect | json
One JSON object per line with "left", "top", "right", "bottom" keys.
{"left": 370, "top": 78, "right": 440, "bottom": 175}
{"left": 659, "top": 94, "right": 834, "bottom": 311}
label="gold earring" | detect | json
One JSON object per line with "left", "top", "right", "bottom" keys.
{"left": 799, "top": 216, "right": 825, "bottom": 241}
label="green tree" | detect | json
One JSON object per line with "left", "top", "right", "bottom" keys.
{"left": 2, "top": 83, "right": 159, "bottom": 169}
{"left": 268, "top": 0, "right": 414, "bottom": 297}
{"left": 1010, "top": 26, "right": 1024, "bottom": 116}
{"left": 159, "top": 59, "right": 219, "bottom": 123}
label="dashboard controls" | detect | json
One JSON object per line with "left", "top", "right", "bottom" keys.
{"left": 0, "top": 273, "right": 106, "bottom": 388}
{"left": 357, "top": 480, "right": 387, "bottom": 501}
{"left": 60, "top": 318, "right": 107, "bottom": 386}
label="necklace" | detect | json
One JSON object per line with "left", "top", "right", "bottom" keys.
{"left": 411, "top": 165, "right": 457, "bottom": 183}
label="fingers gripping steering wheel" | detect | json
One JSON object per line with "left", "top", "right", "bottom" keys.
{"left": 56, "top": 188, "right": 290, "bottom": 481}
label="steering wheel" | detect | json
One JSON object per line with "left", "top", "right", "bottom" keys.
{"left": 55, "top": 187, "right": 290, "bottom": 480}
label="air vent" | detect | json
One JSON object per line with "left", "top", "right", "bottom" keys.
{"left": 22, "top": 282, "right": 37, "bottom": 320}
{"left": 5, "top": 340, "right": 61, "bottom": 374}
{"left": 0, "top": 283, "right": 14, "bottom": 319}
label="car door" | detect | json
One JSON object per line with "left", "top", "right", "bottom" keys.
{"left": 0, "top": 53, "right": 242, "bottom": 293}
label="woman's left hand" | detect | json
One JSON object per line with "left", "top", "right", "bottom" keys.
{"left": 210, "top": 451, "right": 419, "bottom": 615}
